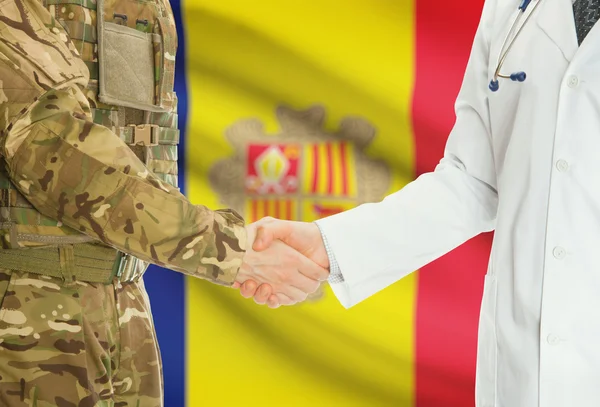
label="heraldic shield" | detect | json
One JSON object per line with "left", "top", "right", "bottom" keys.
{"left": 210, "top": 105, "right": 392, "bottom": 300}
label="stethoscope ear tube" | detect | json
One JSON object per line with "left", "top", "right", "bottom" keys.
{"left": 510, "top": 71, "right": 527, "bottom": 82}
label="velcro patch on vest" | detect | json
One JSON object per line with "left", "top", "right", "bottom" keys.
{"left": 98, "top": 22, "right": 158, "bottom": 110}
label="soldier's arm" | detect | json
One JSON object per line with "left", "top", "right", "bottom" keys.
{"left": 0, "top": 0, "right": 246, "bottom": 285}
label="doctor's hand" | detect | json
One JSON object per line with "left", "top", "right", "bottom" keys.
{"left": 234, "top": 217, "right": 329, "bottom": 308}
{"left": 234, "top": 222, "right": 328, "bottom": 306}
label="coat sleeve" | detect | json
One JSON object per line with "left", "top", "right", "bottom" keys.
{"left": 316, "top": 0, "right": 499, "bottom": 308}
{"left": 0, "top": 0, "right": 246, "bottom": 286}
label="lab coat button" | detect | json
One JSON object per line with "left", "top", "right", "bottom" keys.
{"left": 553, "top": 246, "right": 566, "bottom": 259}
{"left": 547, "top": 334, "right": 560, "bottom": 345}
{"left": 556, "top": 159, "right": 569, "bottom": 172}
{"left": 567, "top": 75, "right": 579, "bottom": 88}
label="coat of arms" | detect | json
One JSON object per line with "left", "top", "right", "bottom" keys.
{"left": 210, "top": 105, "right": 391, "bottom": 223}
{"left": 210, "top": 105, "right": 392, "bottom": 301}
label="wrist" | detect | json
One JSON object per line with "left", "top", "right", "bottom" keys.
{"left": 312, "top": 221, "right": 332, "bottom": 270}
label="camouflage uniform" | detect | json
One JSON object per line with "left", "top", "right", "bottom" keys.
{"left": 0, "top": 0, "right": 246, "bottom": 405}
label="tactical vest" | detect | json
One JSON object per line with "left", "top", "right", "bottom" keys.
{"left": 0, "top": 0, "right": 179, "bottom": 283}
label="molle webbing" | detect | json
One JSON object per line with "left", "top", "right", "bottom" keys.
{"left": 116, "top": 124, "right": 179, "bottom": 145}
{"left": 0, "top": 243, "right": 122, "bottom": 284}
{"left": 45, "top": 0, "right": 97, "bottom": 10}
{"left": 90, "top": 108, "right": 180, "bottom": 188}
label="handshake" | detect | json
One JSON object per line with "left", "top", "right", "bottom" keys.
{"left": 232, "top": 217, "right": 330, "bottom": 309}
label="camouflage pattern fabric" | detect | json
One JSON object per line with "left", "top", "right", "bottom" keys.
{"left": 0, "top": 268, "right": 162, "bottom": 406}
{"left": 0, "top": 0, "right": 247, "bottom": 286}
{"left": 0, "top": 0, "right": 249, "bottom": 405}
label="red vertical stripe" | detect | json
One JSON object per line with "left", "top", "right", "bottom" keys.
{"left": 262, "top": 200, "right": 269, "bottom": 218}
{"left": 274, "top": 200, "right": 281, "bottom": 219}
{"left": 340, "top": 143, "right": 348, "bottom": 196}
{"left": 311, "top": 144, "right": 319, "bottom": 193}
{"left": 251, "top": 200, "right": 258, "bottom": 223}
{"left": 413, "top": 1, "right": 491, "bottom": 407}
{"left": 326, "top": 143, "right": 334, "bottom": 194}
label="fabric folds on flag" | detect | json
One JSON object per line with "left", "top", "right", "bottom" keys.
{"left": 143, "top": 1, "right": 490, "bottom": 406}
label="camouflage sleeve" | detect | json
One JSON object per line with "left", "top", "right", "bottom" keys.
{"left": 0, "top": 0, "right": 246, "bottom": 286}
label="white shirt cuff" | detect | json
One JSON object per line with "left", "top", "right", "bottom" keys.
{"left": 314, "top": 222, "right": 345, "bottom": 283}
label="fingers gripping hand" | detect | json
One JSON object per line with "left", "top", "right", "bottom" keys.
{"left": 236, "top": 224, "right": 328, "bottom": 306}
{"left": 252, "top": 217, "right": 330, "bottom": 270}
{"left": 233, "top": 267, "right": 273, "bottom": 307}
{"left": 234, "top": 265, "right": 284, "bottom": 308}
{"left": 245, "top": 240, "right": 324, "bottom": 302}
{"left": 240, "top": 280, "right": 292, "bottom": 309}
{"left": 244, "top": 217, "right": 330, "bottom": 308}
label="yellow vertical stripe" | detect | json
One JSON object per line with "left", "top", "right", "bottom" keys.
{"left": 256, "top": 200, "right": 263, "bottom": 218}
{"left": 317, "top": 143, "right": 329, "bottom": 195}
{"left": 261, "top": 199, "right": 268, "bottom": 217}
{"left": 282, "top": 200, "right": 289, "bottom": 220}
{"left": 302, "top": 200, "right": 317, "bottom": 222}
{"left": 289, "top": 200, "right": 298, "bottom": 221}
{"left": 331, "top": 142, "right": 343, "bottom": 196}
{"left": 283, "top": 200, "right": 289, "bottom": 220}
{"left": 302, "top": 144, "right": 314, "bottom": 194}
{"left": 244, "top": 199, "right": 254, "bottom": 222}
{"left": 185, "top": 0, "right": 416, "bottom": 406}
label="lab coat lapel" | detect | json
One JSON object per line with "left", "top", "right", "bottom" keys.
{"left": 536, "top": 0, "right": 578, "bottom": 61}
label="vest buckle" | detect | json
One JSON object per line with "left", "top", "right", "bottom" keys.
{"left": 128, "top": 124, "right": 159, "bottom": 146}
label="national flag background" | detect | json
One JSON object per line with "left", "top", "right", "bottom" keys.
{"left": 143, "top": 0, "right": 493, "bottom": 406}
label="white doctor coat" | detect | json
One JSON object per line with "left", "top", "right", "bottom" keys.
{"left": 316, "top": 0, "right": 600, "bottom": 405}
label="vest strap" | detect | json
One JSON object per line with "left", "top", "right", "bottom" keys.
{"left": 117, "top": 125, "right": 179, "bottom": 146}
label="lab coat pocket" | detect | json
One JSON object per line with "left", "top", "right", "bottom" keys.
{"left": 475, "top": 273, "right": 498, "bottom": 407}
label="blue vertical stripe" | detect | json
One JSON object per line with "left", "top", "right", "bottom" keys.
{"left": 144, "top": 0, "right": 188, "bottom": 405}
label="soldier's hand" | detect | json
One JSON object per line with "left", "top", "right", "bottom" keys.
{"left": 234, "top": 222, "right": 328, "bottom": 307}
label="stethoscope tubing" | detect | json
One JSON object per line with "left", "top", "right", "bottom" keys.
{"left": 490, "top": 0, "right": 543, "bottom": 91}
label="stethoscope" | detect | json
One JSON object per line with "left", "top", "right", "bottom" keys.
{"left": 489, "top": 0, "right": 543, "bottom": 92}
